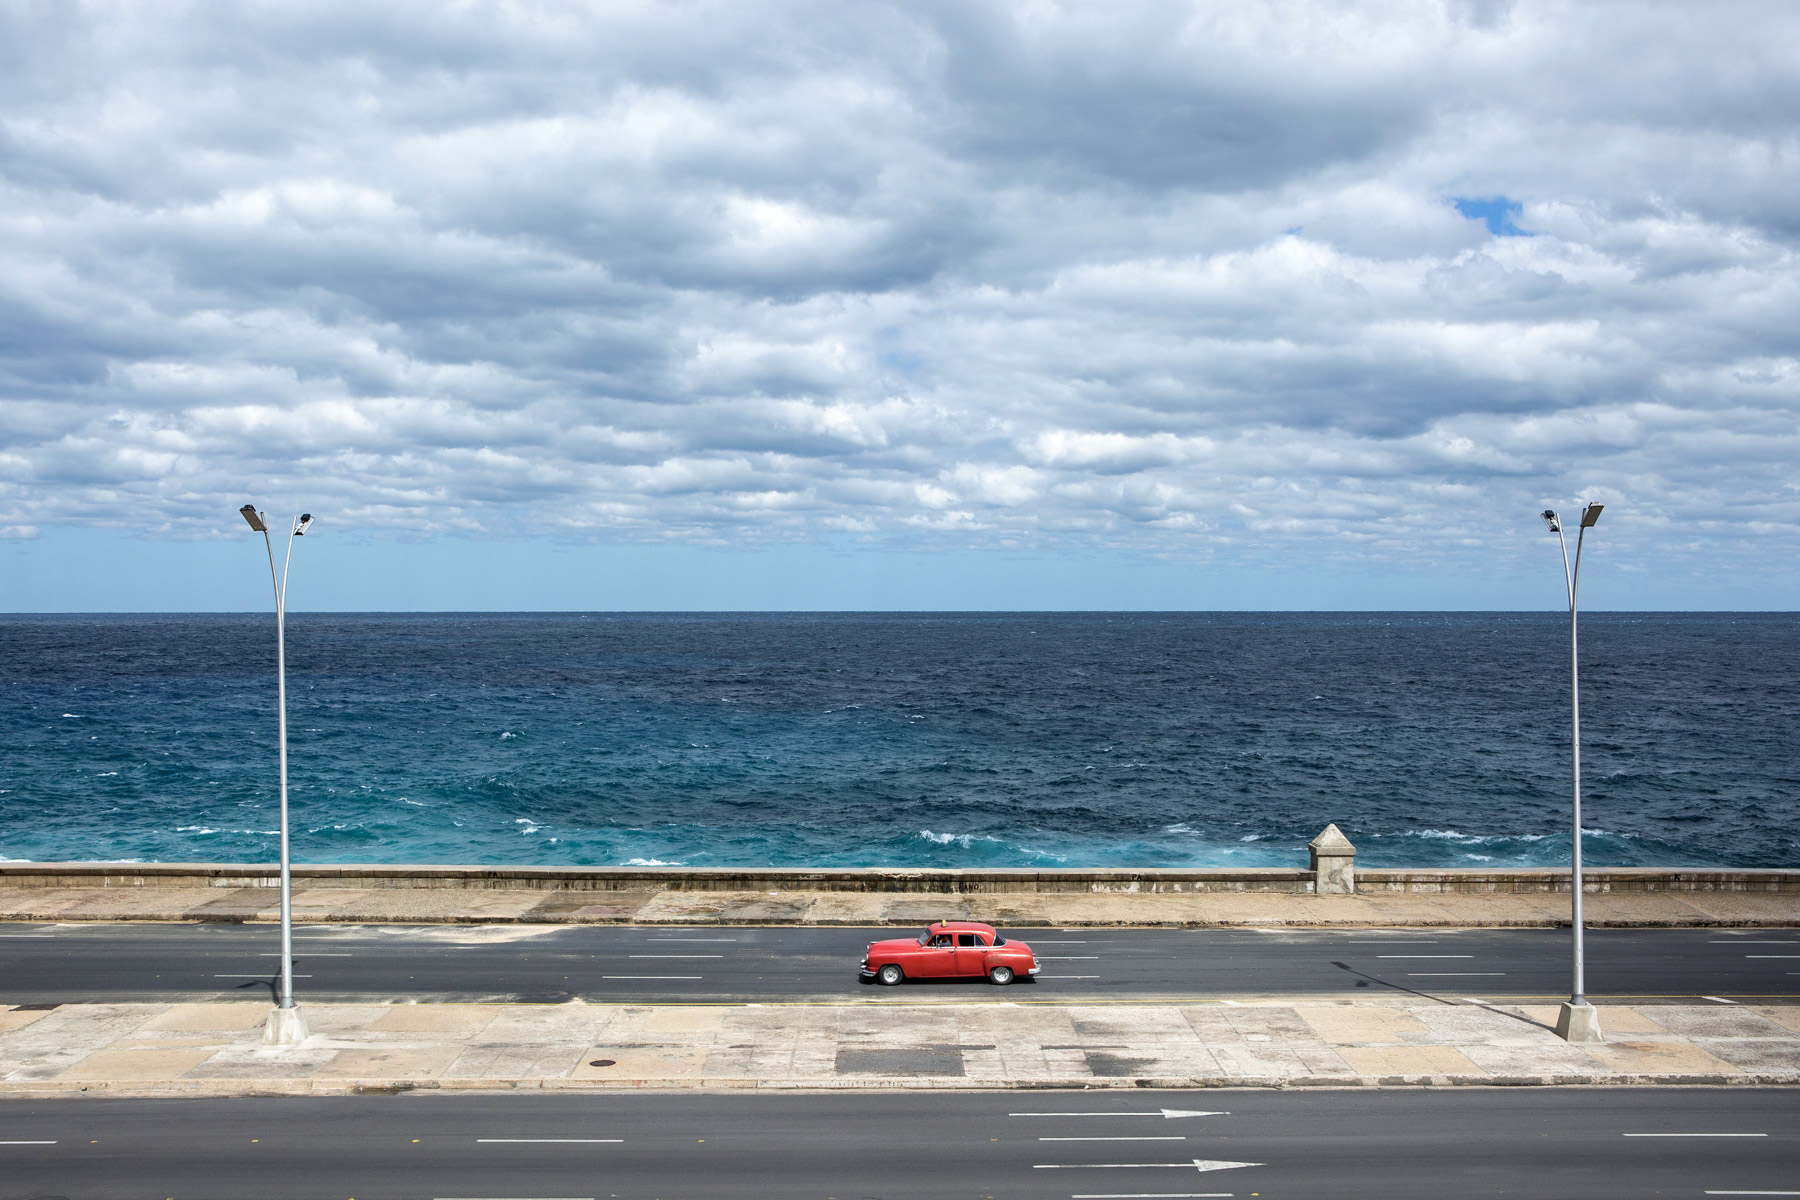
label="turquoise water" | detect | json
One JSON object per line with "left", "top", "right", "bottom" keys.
{"left": 1, "top": 612, "right": 1795, "bottom": 869}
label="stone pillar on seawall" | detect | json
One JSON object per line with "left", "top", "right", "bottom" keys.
{"left": 1309, "top": 824, "right": 1357, "bottom": 895}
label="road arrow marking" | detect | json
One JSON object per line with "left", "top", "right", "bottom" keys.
{"left": 1010, "top": 1110, "right": 1227, "bottom": 1119}
{"left": 1034, "top": 1161, "right": 1260, "bottom": 1172}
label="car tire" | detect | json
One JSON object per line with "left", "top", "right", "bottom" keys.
{"left": 988, "top": 965, "right": 1014, "bottom": 985}
{"left": 877, "top": 963, "right": 904, "bottom": 986}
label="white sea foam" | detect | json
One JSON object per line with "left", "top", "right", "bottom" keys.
{"left": 499, "top": 731, "right": 518, "bottom": 740}
{"left": 624, "top": 857, "right": 684, "bottom": 866}
{"left": 61, "top": 713, "right": 82, "bottom": 718}
{"left": 97, "top": 771, "right": 117, "bottom": 777}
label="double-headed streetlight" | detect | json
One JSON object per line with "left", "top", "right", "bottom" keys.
{"left": 1541, "top": 501, "right": 1603, "bottom": 1044}
{"left": 240, "top": 504, "right": 314, "bottom": 1046}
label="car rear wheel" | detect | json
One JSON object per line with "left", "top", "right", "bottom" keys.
{"left": 988, "top": 965, "right": 1014, "bottom": 985}
{"left": 877, "top": 963, "right": 904, "bottom": 986}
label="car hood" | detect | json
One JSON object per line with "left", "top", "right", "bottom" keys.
{"left": 866, "top": 937, "right": 923, "bottom": 956}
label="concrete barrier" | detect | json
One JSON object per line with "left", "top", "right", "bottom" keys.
{"left": 1, "top": 861, "right": 1795, "bottom": 895}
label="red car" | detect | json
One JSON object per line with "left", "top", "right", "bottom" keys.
{"left": 860, "top": 921, "right": 1039, "bottom": 986}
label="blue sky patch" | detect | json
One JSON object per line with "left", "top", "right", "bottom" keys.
{"left": 1452, "top": 195, "right": 1532, "bottom": 236}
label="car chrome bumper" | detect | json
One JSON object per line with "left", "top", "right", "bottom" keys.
{"left": 860, "top": 961, "right": 875, "bottom": 978}
{"left": 1028, "top": 964, "right": 1040, "bottom": 974}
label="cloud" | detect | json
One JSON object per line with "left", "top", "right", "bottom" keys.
{"left": 1, "top": 0, "right": 1797, "bottom": 580}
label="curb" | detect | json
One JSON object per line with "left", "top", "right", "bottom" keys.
{"left": 6, "top": 1073, "right": 1798, "bottom": 1099}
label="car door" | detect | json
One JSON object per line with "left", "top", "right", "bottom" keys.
{"left": 919, "top": 931, "right": 956, "bottom": 977}
{"left": 954, "top": 932, "right": 989, "bottom": 976}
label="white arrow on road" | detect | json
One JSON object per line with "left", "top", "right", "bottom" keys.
{"left": 1010, "top": 1109, "right": 1228, "bottom": 1119}
{"left": 1034, "top": 1160, "right": 1262, "bottom": 1172}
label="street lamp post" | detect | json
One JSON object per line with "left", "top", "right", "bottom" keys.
{"left": 1541, "top": 501, "right": 1604, "bottom": 1044}
{"left": 240, "top": 504, "right": 314, "bottom": 1047}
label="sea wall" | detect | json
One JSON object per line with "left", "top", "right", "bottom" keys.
{"left": 1, "top": 862, "right": 1796, "bottom": 895}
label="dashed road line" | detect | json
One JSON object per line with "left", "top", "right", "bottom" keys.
{"left": 601, "top": 975, "right": 702, "bottom": 980}
{"left": 1040, "top": 1136, "right": 1189, "bottom": 1142}
{"left": 475, "top": 1138, "right": 623, "bottom": 1144}
{"left": 1622, "top": 1133, "right": 1766, "bottom": 1138}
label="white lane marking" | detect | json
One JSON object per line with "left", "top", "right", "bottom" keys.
{"left": 1705, "top": 1192, "right": 1800, "bottom": 1196}
{"left": 436, "top": 1196, "right": 597, "bottom": 1199}
{"left": 1346, "top": 940, "right": 1438, "bottom": 944}
{"left": 0, "top": 935, "right": 56, "bottom": 938}
{"left": 259, "top": 953, "right": 352, "bottom": 957}
{"left": 475, "top": 1139, "right": 624, "bottom": 1143}
{"left": 601, "top": 975, "right": 701, "bottom": 980}
{"left": 646, "top": 938, "right": 739, "bottom": 942}
{"left": 1623, "top": 1133, "right": 1767, "bottom": 1138}
{"left": 214, "top": 974, "right": 312, "bottom": 978}
{"left": 1071, "top": 1194, "right": 1232, "bottom": 1199}
{"left": 1042, "top": 956, "right": 1102, "bottom": 960}
{"left": 1041, "top": 1136, "right": 1187, "bottom": 1142}
{"left": 1012, "top": 1111, "right": 1226, "bottom": 1119}
{"left": 1709, "top": 940, "right": 1798, "bottom": 944}
{"left": 1704, "top": 996, "right": 1741, "bottom": 1005}
{"left": 1032, "top": 940, "right": 1090, "bottom": 944}
{"left": 1036, "top": 1161, "right": 1261, "bottom": 1173}
{"left": 1744, "top": 956, "right": 1800, "bottom": 959}
{"left": 1040, "top": 975, "right": 1102, "bottom": 979}
{"left": 1406, "top": 972, "right": 1506, "bottom": 977}
{"left": 0, "top": 1140, "right": 57, "bottom": 1144}
{"left": 1377, "top": 955, "right": 1474, "bottom": 959}
{"left": 627, "top": 955, "right": 723, "bottom": 959}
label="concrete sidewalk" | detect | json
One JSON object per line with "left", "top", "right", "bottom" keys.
{"left": 5, "top": 997, "right": 1798, "bottom": 1096}
{"left": 4, "top": 885, "right": 1799, "bottom": 927}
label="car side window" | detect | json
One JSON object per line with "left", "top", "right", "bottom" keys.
{"left": 930, "top": 934, "right": 953, "bottom": 947}
{"left": 958, "top": 933, "right": 981, "bottom": 947}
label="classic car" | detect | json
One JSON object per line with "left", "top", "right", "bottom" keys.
{"left": 860, "top": 921, "right": 1038, "bottom": 985}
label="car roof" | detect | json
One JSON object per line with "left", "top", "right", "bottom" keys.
{"left": 927, "top": 921, "right": 997, "bottom": 934}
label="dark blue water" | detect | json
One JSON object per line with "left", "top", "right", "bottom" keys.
{"left": 1, "top": 613, "right": 1794, "bottom": 869}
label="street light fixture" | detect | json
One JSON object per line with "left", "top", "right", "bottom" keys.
{"left": 239, "top": 504, "right": 314, "bottom": 1047}
{"left": 1542, "top": 500, "right": 1604, "bottom": 1044}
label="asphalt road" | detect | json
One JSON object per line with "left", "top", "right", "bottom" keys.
{"left": 2, "top": 922, "right": 1797, "bottom": 1004}
{"left": 1, "top": 1088, "right": 1797, "bottom": 1199}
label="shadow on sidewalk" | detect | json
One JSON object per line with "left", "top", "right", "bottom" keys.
{"left": 1330, "top": 960, "right": 1553, "bottom": 1032}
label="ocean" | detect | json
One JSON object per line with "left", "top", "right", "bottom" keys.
{"left": 0, "top": 612, "right": 1795, "bottom": 870}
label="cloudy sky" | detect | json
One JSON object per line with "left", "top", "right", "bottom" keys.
{"left": 2, "top": 0, "right": 1796, "bottom": 610}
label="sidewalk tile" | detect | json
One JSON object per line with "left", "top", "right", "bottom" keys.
{"left": 1336, "top": 1045, "right": 1482, "bottom": 1075}
{"left": 316, "top": 1045, "right": 462, "bottom": 1078}
{"left": 144, "top": 1003, "right": 271, "bottom": 1033}
{"left": 1296, "top": 1005, "right": 1432, "bottom": 1043}
{"left": 1690, "top": 1039, "right": 1800, "bottom": 1074}
{"left": 1584, "top": 1039, "right": 1742, "bottom": 1076}
{"left": 60, "top": 1047, "right": 219, "bottom": 1081}
{"left": 372, "top": 1004, "right": 501, "bottom": 1034}
{"left": 445, "top": 1043, "right": 586, "bottom": 1080}
{"left": 1645, "top": 1008, "right": 1792, "bottom": 1038}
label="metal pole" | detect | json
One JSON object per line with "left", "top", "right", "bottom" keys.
{"left": 1566, "top": 525, "right": 1586, "bottom": 1006}
{"left": 276, "top": 520, "right": 297, "bottom": 1010}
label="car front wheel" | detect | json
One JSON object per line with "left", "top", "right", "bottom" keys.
{"left": 988, "top": 965, "right": 1014, "bottom": 985}
{"left": 877, "top": 963, "right": 904, "bottom": 986}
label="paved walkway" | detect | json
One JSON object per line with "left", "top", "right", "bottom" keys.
{"left": 5, "top": 997, "right": 1797, "bottom": 1096}
{"left": 3, "top": 886, "right": 1797, "bottom": 927}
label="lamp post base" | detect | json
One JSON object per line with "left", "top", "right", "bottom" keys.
{"left": 1556, "top": 1000, "right": 1603, "bottom": 1043}
{"left": 263, "top": 1005, "right": 310, "bottom": 1047}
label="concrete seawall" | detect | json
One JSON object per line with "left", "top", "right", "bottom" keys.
{"left": 3, "top": 862, "right": 1797, "bottom": 895}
